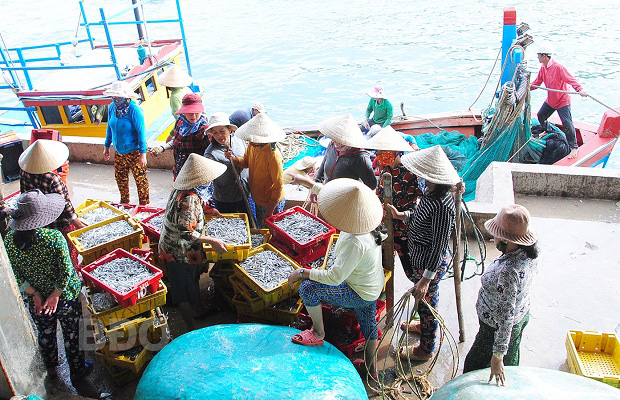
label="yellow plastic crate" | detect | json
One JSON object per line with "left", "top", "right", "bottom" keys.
{"left": 209, "top": 261, "right": 235, "bottom": 289}
{"left": 95, "top": 345, "right": 153, "bottom": 375}
{"left": 566, "top": 330, "right": 620, "bottom": 388}
{"left": 75, "top": 198, "right": 108, "bottom": 214}
{"left": 233, "top": 294, "right": 303, "bottom": 326}
{"left": 320, "top": 233, "right": 339, "bottom": 270}
{"left": 234, "top": 243, "right": 301, "bottom": 305}
{"left": 92, "top": 310, "right": 155, "bottom": 354}
{"left": 86, "top": 281, "right": 167, "bottom": 327}
{"left": 229, "top": 274, "right": 267, "bottom": 313}
{"left": 76, "top": 200, "right": 127, "bottom": 225}
{"left": 250, "top": 228, "right": 271, "bottom": 248}
{"left": 383, "top": 268, "right": 393, "bottom": 292}
{"left": 147, "top": 308, "right": 171, "bottom": 349}
{"left": 99, "top": 360, "right": 139, "bottom": 385}
{"left": 203, "top": 213, "right": 251, "bottom": 262}
{"left": 68, "top": 214, "right": 143, "bottom": 265}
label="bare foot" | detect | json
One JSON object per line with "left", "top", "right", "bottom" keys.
{"left": 568, "top": 148, "right": 579, "bottom": 159}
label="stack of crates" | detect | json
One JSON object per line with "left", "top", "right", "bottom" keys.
{"left": 83, "top": 249, "right": 169, "bottom": 383}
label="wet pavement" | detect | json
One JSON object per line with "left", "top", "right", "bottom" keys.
{"left": 2, "top": 163, "right": 619, "bottom": 399}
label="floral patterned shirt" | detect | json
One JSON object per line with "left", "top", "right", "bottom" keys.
{"left": 159, "top": 190, "right": 204, "bottom": 265}
{"left": 476, "top": 248, "right": 538, "bottom": 354}
{"left": 5, "top": 228, "right": 81, "bottom": 301}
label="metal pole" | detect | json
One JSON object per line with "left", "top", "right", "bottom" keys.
{"left": 381, "top": 172, "right": 395, "bottom": 311}
{"left": 99, "top": 8, "right": 122, "bottom": 80}
{"left": 132, "top": 0, "right": 146, "bottom": 40}
{"left": 175, "top": 0, "right": 192, "bottom": 77}
{"left": 452, "top": 181, "right": 466, "bottom": 343}
{"left": 79, "top": 1, "right": 95, "bottom": 49}
{"left": 14, "top": 49, "right": 32, "bottom": 90}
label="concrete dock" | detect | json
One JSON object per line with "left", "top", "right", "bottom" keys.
{"left": 1, "top": 162, "right": 619, "bottom": 399}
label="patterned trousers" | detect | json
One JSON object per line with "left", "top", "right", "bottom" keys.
{"left": 299, "top": 280, "right": 378, "bottom": 340}
{"left": 407, "top": 259, "right": 448, "bottom": 353}
{"left": 255, "top": 198, "right": 285, "bottom": 228}
{"left": 463, "top": 313, "right": 530, "bottom": 373}
{"left": 29, "top": 299, "right": 87, "bottom": 375}
{"left": 114, "top": 150, "right": 149, "bottom": 205}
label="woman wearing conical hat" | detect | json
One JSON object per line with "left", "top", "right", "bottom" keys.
{"left": 386, "top": 145, "right": 460, "bottom": 361}
{"left": 158, "top": 154, "right": 228, "bottom": 332}
{"left": 157, "top": 65, "right": 193, "bottom": 118}
{"left": 315, "top": 114, "right": 376, "bottom": 190}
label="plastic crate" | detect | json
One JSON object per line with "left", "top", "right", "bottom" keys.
{"left": 141, "top": 209, "right": 166, "bottom": 240}
{"left": 383, "top": 268, "right": 392, "bottom": 293}
{"left": 229, "top": 275, "right": 266, "bottom": 313}
{"left": 266, "top": 206, "right": 336, "bottom": 261}
{"left": 95, "top": 345, "right": 153, "bottom": 375}
{"left": 233, "top": 294, "right": 303, "bottom": 326}
{"left": 148, "top": 308, "right": 171, "bottom": 349}
{"left": 81, "top": 249, "right": 163, "bottom": 308}
{"left": 317, "top": 233, "right": 339, "bottom": 270}
{"left": 203, "top": 213, "right": 252, "bottom": 262}
{"left": 130, "top": 248, "right": 154, "bottom": 264}
{"left": 270, "top": 236, "right": 330, "bottom": 266}
{"left": 131, "top": 205, "right": 163, "bottom": 221}
{"left": 2, "top": 190, "right": 20, "bottom": 209}
{"left": 209, "top": 262, "right": 235, "bottom": 289}
{"left": 30, "top": 128, "right": 61, "bottom": 143}
{"left": 233, "top": 243, "right": 301, "bottom": 305}
{"left": 92, "top": 310, "right": 155, "bottom": 354}
{"left": 250, "top": 228, "right": 271, "bottom": 249}
{"left": 111, "top": 202, "right": 138, "bottom": 214}
{"left": 566, "top": 330, "right": 620, "bottom": 388}
{"left": 85, "top": 281, "right": 167, "bottom": 327}
{"left": 67, "top": 214, "right": 144, "bottom": 265}
{"left": 76, "top": 201, "right": 126, "bottom": 225}
{"left": 215, "top": 286, "right": 235, "bottom": 311}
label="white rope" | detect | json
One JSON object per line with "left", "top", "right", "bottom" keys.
{"left": 532, "top": 85, "right": 620, "bottom": 117}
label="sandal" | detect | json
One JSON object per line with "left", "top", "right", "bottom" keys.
{"left": 400, "top": 321, "right": 421, "bottom": 334}
{"left": 292, "top": 329, "right": 324, "bottom": 346}
{"left": 398, "top": 345, "right": 433, "bottom": 361}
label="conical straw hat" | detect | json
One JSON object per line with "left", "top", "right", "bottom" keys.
{"left": 234, "top": 113, "right": 286, "bottom": 144}
{"left": 318, "top": 114, "right": 365, "bottom": 148}
{"left": 173, "top": 153, "right": 227, "bottom": 190}
{"left": 157, "top": 65, "right": 193, "bottom": 88}
{"left": 318, "top": 178, "right": 383, "bottom": 234}
{"left": 400, "top": 145, "right": 460, "bottom": 185}
{"left": 19, "top": 139, "right": 69, "bottom": 174}
{"left": 364, "top": 126, "right": 413, "bottom": 152}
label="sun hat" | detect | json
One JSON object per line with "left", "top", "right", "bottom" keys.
{"left": 8, "top": 190, "right": 66, "bottom": 231}
{"left": 484, "top": 204, "right": 537, "bottom": 246}
{"left": 366, "top": 85, "right": 387, "bottom": 99}
{"left": 400, "top": 145, "right": 460, "bottom": 185}
{"left": 293, "top": 156, "right": 317, "bottom": 171}
{"left": 253, "top": 103, "right": 265, "bottom": 113}
{"left": 318, "top": 114, "right": 365, "bottom": 148}
{"left": 364, "top": 126, "right": 413, "bottom": 152}
{"left": 234, "top": 113, "right": 286, "bottom": 144}
{"left": 207, "top": 112, "right": 237, "bottom": 132}
{"left": 536, "top": 44, "right": 554, "bottom": 55}
{"left": 19, "top": 139, "right": 69, "bottom": 174}
{"left": 103, "top": 80, "right": 139, "bottom": 99}
{"left": 157, "top": 65, "right": 193, "bottom": 88}
{"left": 173, "top": 153, "right": 227, "bottom": 190}
{"left": 318, "top": 178, "right": 383, "bottom": 234}
{"left": 175, "top": 93, "right": 204, "bottom": 115}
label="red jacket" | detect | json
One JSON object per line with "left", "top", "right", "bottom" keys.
{"left": 531, "top": 59, "right": 583, "bottom": 109}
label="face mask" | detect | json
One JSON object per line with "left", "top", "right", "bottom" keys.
{"left": 496, "top": 240, "right": 508, "bottom": 253}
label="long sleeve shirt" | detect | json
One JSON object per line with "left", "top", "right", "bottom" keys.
{"left": 5, "top": 228, "right": 81, "bottom": 301}
{"left": 365, "top": 98, "right": 394, "bottom": 128}
{"left": 405, "top": 193, "right": 455, "bottom": 279}
{"left": 104, "top": 101, "right": 147, "bottom": 155}
{"left": 232, "top": 143, "right": 284, "bottom": 207}
{"left": 309, "top": 232, "right": 384, "bottom": 301}
{"left": 204, "top": 136, "right": 248, "bottom": 202}
{"left": 20, "top": 170, "right": 77, "bottom": 230}
{"left": 531, "top": 59, "right": 583, "bottom": 110}
{"left": 476, "top": 248, "right": 538, "bottom": 354}
{"left": 315, "top": 143, "right": 377, "bottom": 189}
{"left": 159, "top": 190, "right": 205, "bottom": 264}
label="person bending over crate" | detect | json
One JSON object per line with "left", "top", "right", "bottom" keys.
{"left": 158, "top": 154, "right": 228, "bottom": 332}
{"left": 225, "top": 113, "right": 286, "bottom": 228}
{"left": 287, "top": 178, "right": 385, "bottom": 379}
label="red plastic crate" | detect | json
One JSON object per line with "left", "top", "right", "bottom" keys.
{"left": 111, "top": 202, "right": 137, "bottom": 214}
{"left": 2, "top": 190, "right": 20, "bottom": 208}
{"left": 81, "top": 249, "right": 163, "bottom": 308}
{"left": 30, "top": 128, "right": 61, "bottom": 143}
{"left": 269, "top": 236, "right": 329, "bottom": 266}
{"left": 130, "top": 248, "right": 153, "bottom": 264}
{"left": 266, "top": 206, "right": 336, "bottom": 260}
{"left": 141, "top": 209, "right": 165, "bottom": 240}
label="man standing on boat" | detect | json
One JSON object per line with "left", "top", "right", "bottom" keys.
{"left": 229, "top": 103, "right": 265, "bottom": 128}
{"left": 531, "top": 46, "right": 587, "bottom": 159}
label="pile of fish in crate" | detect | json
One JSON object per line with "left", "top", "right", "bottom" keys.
{"left": 71, "top": 199, "right": 169, "bottom": 383}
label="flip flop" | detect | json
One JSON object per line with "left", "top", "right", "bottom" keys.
{"left": 292, "top": 329, "right": 324, "bottom": 346}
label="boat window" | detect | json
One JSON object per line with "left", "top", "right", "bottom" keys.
{"left": 63, "top": 105, "right": 85, "bottom": 124}
{"left": 145, "top": 76, "right": 156, "bottom": 96}
{"left": 86, "top": 104, "right": 108, "bottom": 124}
{"left": 134, "top": 87, "right": 145, "bottom": 104}
{"left": 39, "top": 106, "right": 63, "bottom": 125}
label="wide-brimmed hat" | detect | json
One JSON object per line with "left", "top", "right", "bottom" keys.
{"left": 293, "top": 156, "right": 317, "bottom": 171}
{"left": 8, "top": 190, "right": 66, "bottom": 231}
{"left": 366, "top": 85, "right": 387, "bottom": 99}
{"left": 207, "top": 112, "right": 237, "bottom": 132}
{"left": 253, "top": 103, "right": 265, "bottom": 113}
{"left": 484, "top": 204, "right": 538, "bottom": 246}
{"left": 103, "top": 80, "right": 139, "bottom": 99}
{"left": 318, "top": 178, "right": 383, "bottom": 234}
{"left": 175, "top": 93, "right": 204, "bottom": 115}
{"left": 400, "top": 145, "right": 460, "bottom": 185}
{"left": 536, "top": 44, "right": 554, "bottom": 55}
{"left": 157, "top": 65, "right": 192, "bottom": 88}
{"left": 364, "top": 126, "right": 413, "bottom": 152}
{"left": 318, "top": 114, "right": 365, "bottom": 148}
{"left": 234, "top": 113, "right": 286, "bottom": 144}
{"left": 174, "top": 153, "right": 227, "bottom": 190}
{"left": 19, "top": 139, "right": 69, "bottom": 174}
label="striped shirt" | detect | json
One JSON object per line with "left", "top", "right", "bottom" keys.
{"left": 405, "top": 193, "right": 455, "bottom": 279}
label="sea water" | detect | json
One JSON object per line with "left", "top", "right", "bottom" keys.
{"left": 1, "top": 0, "right": 618, "bottom": 127}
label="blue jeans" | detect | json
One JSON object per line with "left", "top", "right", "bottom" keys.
{"left": 360, "top": 118, "right": 377, "bottom": 134}
{"left": 537, "top": 102, "right": 578, "bottom": 149}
